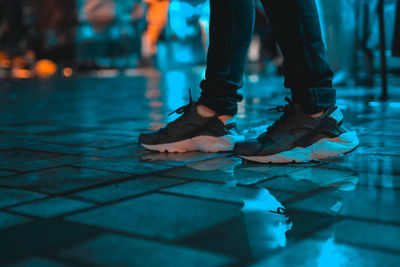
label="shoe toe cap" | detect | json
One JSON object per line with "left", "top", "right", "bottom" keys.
{"left": 139, "top": 131, "right": 158, "bottom": 145}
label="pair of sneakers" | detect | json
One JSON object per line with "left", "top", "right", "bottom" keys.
{"left": 139, "top": 94, "right": 359, "bottom": 163}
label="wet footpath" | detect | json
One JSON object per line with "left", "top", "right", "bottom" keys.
{"left": 1, "top": 69, "right": 400, "bottom": 266}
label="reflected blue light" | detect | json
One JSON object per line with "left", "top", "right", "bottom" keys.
{"left": 368, "top": 101, "right": 381, "bottom": 107}
{"left": 169, "top": 0, "right": 209, "bottom": 40}
{"left": 368, "top": 101, "right": 400, "bottom": 108}
{"left": 317, "top": 235, "right": 349, "bottom": 267}
{"left": 169, "top": 2, "right": 196, "bottom": 39}
{"left": 169, "top": 1, "right": 181, "bottom": 12}
{"left": 389, "top": 102, "right": 400, "bottom": 108}
{"left": 174, "top": 46, "right": 195, "bottom": 64}
{"left": 242, "top": 188, "right": 292, "bottom": 253}
{"left": 165, "top": 70, "right": 187, "bottom": 121}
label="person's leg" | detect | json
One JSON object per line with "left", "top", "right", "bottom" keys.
{"left": 198, "top": 0, "right": 255, "bottom": 116}
{"left": 139, "top": 0, "right": 255, "bottom": 152}
{"left": 139, "top": 0, "right": 170, "bottom": 66}
{"left": 234, "top": 0, "right": 359, "bottom": 163}
{"left": 142, "top": 0, "right": 170, "bottom": 58}
{"left": 260, "top": 0, "right": 335, "bottom": 114}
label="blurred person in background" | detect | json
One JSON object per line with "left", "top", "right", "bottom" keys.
{"left": 137, "top": 0, "right": 170, "bottom": 67}
{"left": 247, "top": 2, "right": 283, "bottom": 74}
{"left": 354, "top": 0, "right": 379, "bottom": 86}
{"left": 139, "top": 0, "right": 359, "bottom": 164}
{"left": 35, "top": 0, "right": 78, "bottom": 67}
{"left": 84, "top": 0, "right": 116, "bottom": 33}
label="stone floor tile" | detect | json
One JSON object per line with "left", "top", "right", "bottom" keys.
{"left": 0, "top": 140, "right": 26, "bottom": 150}
{"left": 285, "top": 167, "right": 357, "bottom": 187}
{"left": 0, "top": 134, "right": 27, "bottom": 144}
{"left": 59, "top": 233, "right": 234, "bottom": 267}
{"left": 0, "top": 170, "right": 16, "bottom": 178}
{"left": 179, "top": 208, "right": 293, "bottom": 264}
{"left": 0, "top": 124, "right": 63, "bottom": 134}
{"left": 260, "top": 176, "right": 321, "bottom": 193}
{"left": 66, "top": 193, "right": 241, "bottom": 240}
{"left": 36, "top": 126, "right": 91, "bottom": 137}
{"left": 86, "top": 137, "right": 138, "bottom": 149}
{"left": 100, "top": 121, "right": 153, "bottom": 132}
{"left": 251, "top": 238, "right": 400, "bottom": 267}
{"left": 15, "top": 142, "right": 96, "bottom": 155}
{"left": 90, "top": 128, "right": 140, "bottom": 137}
{"left": 0, "top": 188, "right": 46, "bottom": 208}
{"left": 35, "top": 133, "right": 113, "bottom": 145}
{"left": 322, "top": 154, "right": 400, "bottom": 176}
{"left": 357, "top": 172, "right": 400, "bottom": 189}
{"left": 72, "top": 158, "right": 170, "bottom": 174}
{"left": 357, "top": 146, "right": 400, "bottom": 156}
{"left": 163, "top": 181, "right": 293, "bottom": 204}
{"left": 163, "top": 158, "right": 299, "bottom": 185}
{"left": 314, "top": 219, "right": 400, "bottom": 253}
{"left": 288, "top": 186, "right": 400, "bottom": 223}
{"left": 0, "top": 166, "right": 130, "bottom": 194}
{"left": 0, "top": 211, "right": 30, "bottom": 230}
{"left": 9, "top": 197, "right": 94, "bottom": 218}
{"left": 7, "top": 257, "right": 72, "bottom": 267}
{"left": 82, "top": 144, "right": 146, "bottom": 158}
{"left": 268, "top": 190, "right": 295, "bottom": 203}
{"left": 139, "top": 152, "right": 231, "bottom": 167}
{"left": 0, "top": 219, "right": 100, "bottom": 264}
{"left": 0, "top": 149, "right": 61, "bottom": 166}
{"left": 359, "top": 135, "right": 400, "bottom": 149}
{"left": 4, "top": 156, "right": 90, "bottom": 172}
{"left": 74, "top": 176, "right": 184, "bottom": 203}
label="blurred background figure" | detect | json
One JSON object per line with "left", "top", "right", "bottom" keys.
{"left": 0, "top": 0, "right": 399, "bottom": 82}
{"left": 247, "top": 1, "right": 283, "bottom": 75}
{"left": 137, "top": 0, "right": 170, "bottom": 67}
{"left": 84, "top": 0, "right": 116, "bottom": 33}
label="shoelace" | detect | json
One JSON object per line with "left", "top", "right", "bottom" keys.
{"left": 167, "top": 88, "right": 193, "bottom": 116}
{"left": 160, "top": 89, "right": 193, "bottom": 133}
{"left": 258, "top": 97, "right": 296, "bottom": 141}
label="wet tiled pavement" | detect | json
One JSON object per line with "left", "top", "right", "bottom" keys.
{"left": 1, "top": 69, "right": 400, "bottom": 266}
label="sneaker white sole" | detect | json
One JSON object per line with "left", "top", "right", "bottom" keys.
{"left": 238, "top": 131, "right": 359, "bottom": 163}
{"left": 140, "top": 135, "right": 245, "bottom": 153}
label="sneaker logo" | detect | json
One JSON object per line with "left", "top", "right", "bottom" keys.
{"left": 329, "top": 109, "right": 344, "bottom": 123}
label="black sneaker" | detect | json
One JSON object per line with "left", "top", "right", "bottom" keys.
{"left": 139, "top": 91, "right": 244, "bottom": 152}
{"left": 234, "top": 98, "right": 359, "bottom": 163}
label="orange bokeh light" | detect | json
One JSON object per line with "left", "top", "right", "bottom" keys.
{"left": 0, "top": 51, "right": 11, "bottom": 68}
{"left": 35, "top": 59, "right": 57, "bottom": 79}
{"left": 63, "top": 67, "right": 73, "bottom": 77}
{"left": 12, "top": 69, "right": 32, "bottom": 79}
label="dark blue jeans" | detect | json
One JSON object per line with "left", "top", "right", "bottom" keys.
{"left": 198, "top": 0, "right": 336, "bottom": 115}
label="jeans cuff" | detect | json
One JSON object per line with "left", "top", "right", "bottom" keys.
{"left": 198, "top": 79, "right": 243, "bottom": 115}
{"left": 291, "top": 87, "right": 336, "bottom": 114}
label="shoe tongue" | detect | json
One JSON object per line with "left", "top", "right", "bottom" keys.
{"left": 293, "top": 102, "right": 304, "bottom": 112}
{"left": 189, "top": 101, "right": 197, "bottom": 112}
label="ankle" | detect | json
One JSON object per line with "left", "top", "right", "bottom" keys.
{"left": 196, "top": 104, "right": 216, "bottom": 117}
{"left": 218, "top": 115, "right": 234, "bottom": 124}
{"left": 196, "top": 104, "right": 234, "bottom": 124}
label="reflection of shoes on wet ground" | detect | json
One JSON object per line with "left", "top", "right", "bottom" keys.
{"left": 234, "top": 98, "right": 359, "bottom": 163}
{"left": 139, "top": 92, "right": 244, "bottom": 152}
